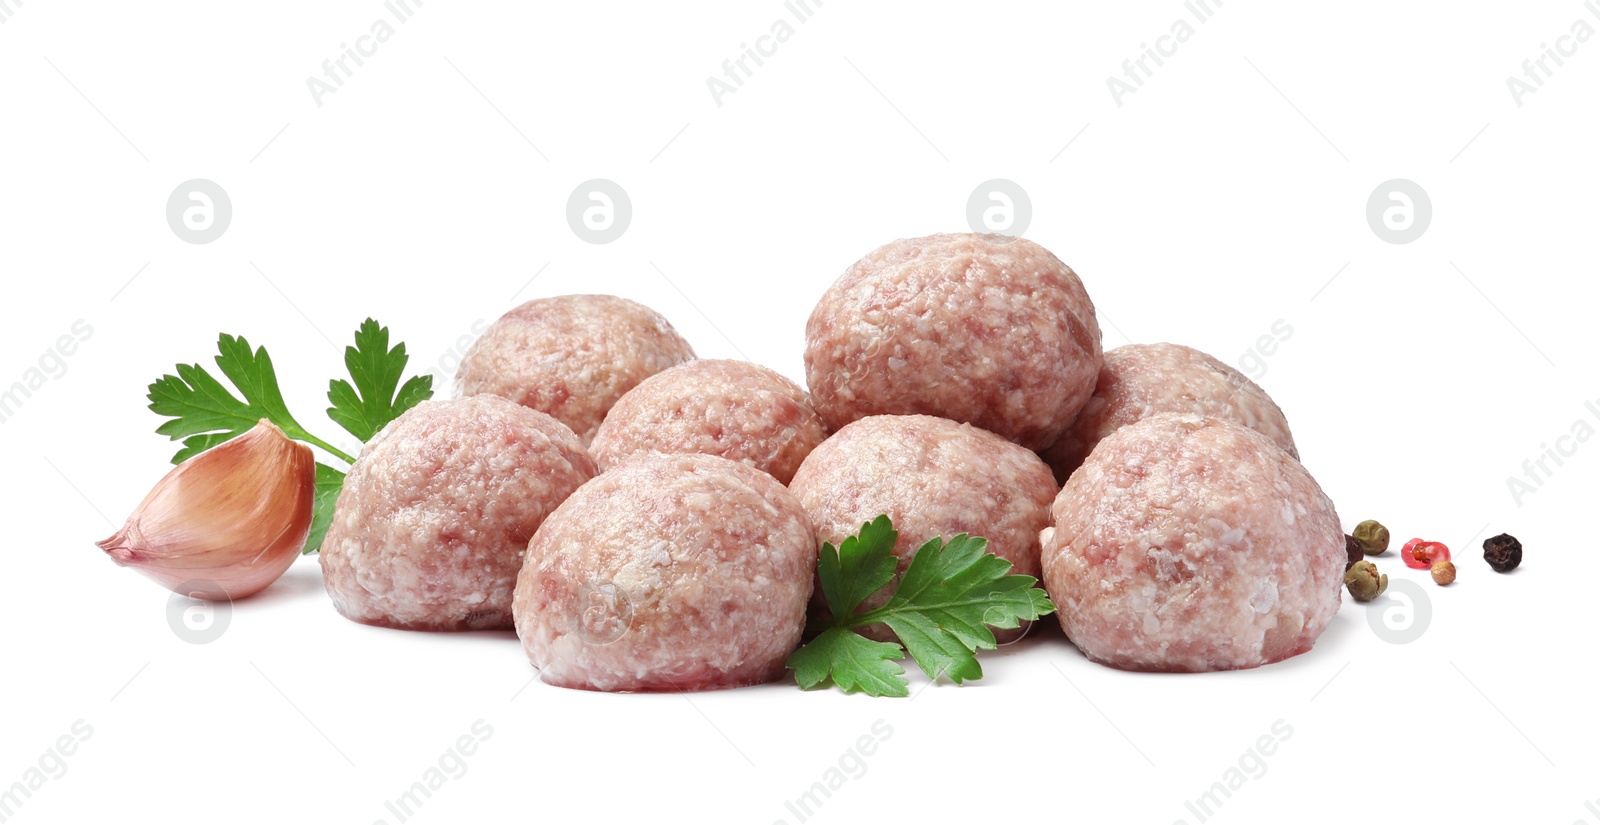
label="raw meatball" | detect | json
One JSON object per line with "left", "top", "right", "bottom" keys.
{"left": 804, "top": 233, "right": 1102, "bottom": 450}
{"left": 1042, "top": 414, "right": 1343, "bottom": 672}
{"left": 591, "top": 359, "right": 827, "bottom": 485}
{"left": 455, "top": 294, "right": 696, "bottom": 445}
{"left": 1041, "top": 343, "right": 1298, "bottom": 483}
{"left": 320, "top": 396, "right": 596, "bottom": 631}
{"left": 788, "top": 414, "right": 1057, "bottom": 642}
{"left": 514, "top": 454, "right": 815, "bottom": 692}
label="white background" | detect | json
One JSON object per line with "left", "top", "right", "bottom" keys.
{"left": 3, "top": 1, "right": 1597, "bottom": 822}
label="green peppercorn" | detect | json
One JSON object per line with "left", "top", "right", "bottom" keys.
{"left": 1353, "top": 520, "right": 1390, "bottom": 556}
{"left": 1344, "top": 560, "right": 1388, "bottom": 602}
{"left": 1345, "top": 535, "right": 1364, "bottom": 570}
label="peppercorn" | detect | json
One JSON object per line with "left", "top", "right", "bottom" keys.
{"left": 1353, "top": 520, "right": 1390, "bottom": 555}
{"left": 1345, "top": 534, "right": 1364, "bottom": 570}
{"left": 1344, "top": 560, "right": 1388, "bottom": 602}
{"left": 1401, "top": 538, "right": 1450, "bottom": 570}
{"left": 1431, "top": 560, "right": 1457, "bottom": 586}
{"left": 1483, "top": 533, "right": 1523, "bottom": 573}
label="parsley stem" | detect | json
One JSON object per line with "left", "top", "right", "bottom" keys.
{"left": 295, "top": 431, "right": 357, "bottom": 465}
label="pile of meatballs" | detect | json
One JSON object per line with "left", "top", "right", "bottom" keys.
{"left": 319, "top": 233, "right": 1344, "bottom": 691}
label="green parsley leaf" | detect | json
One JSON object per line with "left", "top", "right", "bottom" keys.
{"left": 148, "top": 334, "right": 355, "bottom": 465}
{"left": 877, "top": 533, "right": 1055, "bottom": 685}
{"left": 303, "top": 463, "right": 347, "bottom": 555}
{"left": 788, "top": 628, "right": 908, "bottom": 697}
{"left": 816, "top": 513, "right": 898, "bottom": 623}
{"left": 325, "top": 318, "right": 434, "bottom": 442}
{"left": 787, "top": 516, "right": 1056, "bottom": 697}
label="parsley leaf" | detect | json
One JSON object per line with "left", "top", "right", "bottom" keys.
{"left": 787, "top": 516, "right": 1056, "bottom": 697}
{"left": 816, "top": 514, "right": 899, "bottom": 622}
{"left": 879, "top": 533, "right": 1055, "bottom": 685}
{"left": 147, "top": 333, "right": 355, "bottom": 465}
{"left": 325, "top": 318, "right": 434, "bottom": 442}
{"left": 789, "top": 628, "right": 908, "bottom": 697}
{"left": 303, "top": 463, "right": 347, "bottom": 555}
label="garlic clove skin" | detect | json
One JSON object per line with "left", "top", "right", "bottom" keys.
{"left": 98, "top": 420, "right": 315, "bottom": 600}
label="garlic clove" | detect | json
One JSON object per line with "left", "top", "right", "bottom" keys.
{"left": 98, "top": 420, "right": 315, "bottom": 600}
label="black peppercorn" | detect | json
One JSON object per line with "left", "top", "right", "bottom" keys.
{"left": 1483, "top": 533, "right": 1523, "bottom": 573}
{"left": 1345, "top": 534, "right": 1364, "bottom": 570}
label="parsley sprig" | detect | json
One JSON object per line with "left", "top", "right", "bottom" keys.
{"left": 148, "top": 333, "right": 356, "bottom": 464}
{"left": 146, "top": 319, "right": 433, "bottom": 553}
{"left": 787, "top": 515, "right": 1055, "bottom": 697}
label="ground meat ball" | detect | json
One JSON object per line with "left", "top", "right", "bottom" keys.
{"left": 514, "top": 454, "right": 815, "bottom": 692}
{"left": 804, "top": 233, "right": 1102, "bottom": 451}
{"left": 454, "top": 294, "right": 696, "bottom": 445}
{"left": 320, "top": 396, "right": 595, "bottom": 631}
{"left": 1042, "top": 414, "right": 1343, "bottom": 672}
{"left": 1040, "top": 343, "right": 1298, "bottom": 483}
{"left": 788, "top": 414, "right": 1057, "bottom": 642}
{"left": 590, "top": 359, "right": 827, "bottom": 485}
